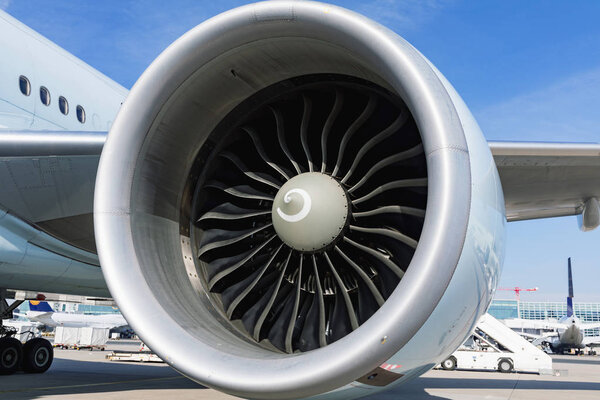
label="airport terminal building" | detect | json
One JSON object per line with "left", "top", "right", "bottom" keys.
{"left": 489, "top": 299, "right": 600, "bottom": 336}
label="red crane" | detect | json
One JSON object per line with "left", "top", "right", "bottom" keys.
{"left": 497, "top": 286, "right": 538, "bottom": 301}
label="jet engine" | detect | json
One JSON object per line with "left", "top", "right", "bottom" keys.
{"left": 94, "top": 1, "right": 505, "bottom": 399}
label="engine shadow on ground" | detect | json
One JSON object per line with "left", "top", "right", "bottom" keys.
{"left": 366, "top": 376, "right": 600, "bottom": 399}
{"left": 553, "top": 357, "right": 600, "bottom": 365}
{"left": 0, "top": 358, "right": 206, "bottom": 400}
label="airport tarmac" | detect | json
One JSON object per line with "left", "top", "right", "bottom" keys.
{"left": 1, "top": 340, "right": 599, "bottom": 399}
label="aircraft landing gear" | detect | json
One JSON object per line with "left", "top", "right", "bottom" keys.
{"left": 22, "top": 338, "right": 53, "bottom": 373}
{"left": 1, "top": 289, "right": 54, "bottom": 374}
{"left": 0, "top": 337, "right": 22, "bottom": 375}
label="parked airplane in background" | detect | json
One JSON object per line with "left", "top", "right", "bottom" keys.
{"left": 504, "top": 258, "right": 600, "bottom": 354}
{"left": 1, "top": 2, "right": 600, "bottom": 398}
{"left": 16, "top": 301, "right": 127, "bottom": 330}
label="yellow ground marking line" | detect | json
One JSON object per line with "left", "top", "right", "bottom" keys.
{"left": 0, "top": 375, "right": 187, "bottom": 393}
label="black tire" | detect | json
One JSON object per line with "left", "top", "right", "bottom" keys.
{"left": 441, "top": 356, "right": 457, "bottom": 371}
{"left": 498, "top": 358, "right": 513, "bottom": 373}
{"left": 0, "top": 337, "right": 22, "bottom": 375}
{"left": 22, "top": 338, "right": 53, "bottom": 373}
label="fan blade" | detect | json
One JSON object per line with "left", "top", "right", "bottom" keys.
{"left": 284, "top": 255, "right": 303, "bottom": 353}
{"left": 300, "top": 95, "right": 314, "bottom": 172}
{"left": 252, "top": 250, "right": 293, "bottom": 341}
{"left": 220, "top": 151, "right": 282, "bottom": 189}
{"left": 205, "top": 181, "right": 274, "bottom": 202}
{"left": 198, "top": 203, "right": 270, "bottom": 222}
{"left": 353, "top": 205, "right": 425, "bottom": 219}
{"left": 334, "top": 246, "right": 384, "bottom": 306}
{"left": 348, "top": 144, "right": 424, "bottom": 192}
{"left": 198, "top": 223, "right": 273, "bottom": 257}
{"left": 243, "top": 127, "right": 291, "bottom": 180}
{"left": 270, "top": 106, "right": 303, "bottom": 175}
{"left": 225, "top": 244, "right": 285, "bottom": 318}
{"left": 341, "top": 112, "right": 409, "bottom": 184}
{"left": 323, "top": 253, "right": 359, "bottom": 330}
{"left": 351, "top": 178, "right": 428, "bottom": 206}
{"left": 349, "top": 225, "right": 418, "bottom": 249}
{"left": 331, "top": 95, "right": 376, "bottom": 177}
{"left": 342, "top": 236, "right": 405, "bottom": 279}
{"left": 207, "top": 235, "right": 276, "bottom": 289}
{"left": 321, "top": 90, "right": 344, "bottom": 173}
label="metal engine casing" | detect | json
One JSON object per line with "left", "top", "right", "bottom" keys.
{"left": 94, "top": 2, "right": 505, "bottom": 399}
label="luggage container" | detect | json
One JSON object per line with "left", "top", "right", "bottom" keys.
{"left": 54, "top": 326, "right": 80, "bottom": 348}
{"left": 76, "top": 327, "right": 109, "bottom": 350}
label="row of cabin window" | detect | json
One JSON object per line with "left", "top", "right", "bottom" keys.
{"left": 19, "top": 75, "right": 86, "bottom": 124}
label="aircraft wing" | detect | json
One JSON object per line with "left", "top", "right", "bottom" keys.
{"left": 532, "top": 335, "right": 558, "bottom": 346}
{"left": 580, "top": 322, "right": 600, "bottom": 330}
{"left": 0, "top": 130, "right": 105, "bottom": 254}
{"left": 490, "top": 141, "right": 600, "bottom": 227}
{"left": 503, "top": 318, "right": 566, "bottom": 330}
{"left": 24, "top": 311, "right": 54, "bottom": 325}
{"left": 583, "top": 336, "right": 600, "bottom": 347}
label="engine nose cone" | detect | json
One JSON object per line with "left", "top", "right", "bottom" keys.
{"left": 272, "top": 172, "right": 349, "bottom": 252}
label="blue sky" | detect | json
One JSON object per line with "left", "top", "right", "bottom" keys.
{"left": 2, "top": 1, "right": 600, "bottom": 302}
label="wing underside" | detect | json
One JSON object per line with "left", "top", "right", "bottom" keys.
{"left": 0, "top": 130, "right": 105, "bottom": 253}
{"left": 490, "top": 141, "right": 600, "bottom": 228}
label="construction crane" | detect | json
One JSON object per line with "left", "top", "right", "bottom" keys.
{"left": 498, "top": 287, "right": 538, "bottom": 301}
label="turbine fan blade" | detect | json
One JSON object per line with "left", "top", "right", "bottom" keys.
{"left": 193, "top": 77, "right": 427, "bottom": 354}
{"left": 321, "top": 90, "right": 344, "bottom": 173}
{"left": 205, "top": 181, "right": 275, "bottom": 202}
{"left": 198, "top": 203, "right": 270, "bottom": 222}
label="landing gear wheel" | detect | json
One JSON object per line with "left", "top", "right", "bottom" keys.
{"left": 441, "top": 356, "right": 457, "bottom": 371}
{"left": 0, "top": 337, "right": 22, "bottom": 375}
{"left": 22, "top": 338, "right": 53, "bottom": 373}
{"left": 498, "top": 358, "right": 513, "bottom": 373}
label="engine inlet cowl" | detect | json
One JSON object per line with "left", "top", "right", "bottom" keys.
{"left": 95, "top": 2, "right": 472, "bottom": 399}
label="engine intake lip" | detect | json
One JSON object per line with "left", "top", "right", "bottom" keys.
{"left": 94, "top": 1, "right": 471, "bottom": 399}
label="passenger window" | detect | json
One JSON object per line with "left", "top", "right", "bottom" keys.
{"left": 40, "top": 86, "right": 51, "bottom": 106}
{"left": 59, "top": 96, "right": 69, "bottom": 115}
{"left": 19, "top": 75, "right": 31, "bottom": 96}
{"left": 76, "top": 105, "right": 86, "bottom": 123}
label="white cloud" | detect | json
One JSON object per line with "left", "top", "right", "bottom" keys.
{"left": 356, "top": 0, "right": 452, "bottom": 30}
{"left": 476, "top": 68, "right": 600, "bottom": 143}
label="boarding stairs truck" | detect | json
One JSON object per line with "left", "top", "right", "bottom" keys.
{"left": 440, "top": 313, "right": 552, "bottom": 374}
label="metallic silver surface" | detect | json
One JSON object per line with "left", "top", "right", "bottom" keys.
{"left": 271, "top": 172, "right": 348, "bottom": 252}
{"left": 0, "top": 154, "right": 100, "bottom": 223}
{"left": 490, "top": 141, "right": 600, "bottom": 157}
{"left": 0, "top": 209, "right": 106, "bottom": 297}
{"left": 0, "top": 130, "right": 106, "bottom": 157}
{"left": 490, "top": 141, "right": 600, "bottom": 222}
{"left": 579, "top": 197, "right": 600, "bottom": 232}
{"left": 95, "top": 1, "right": 472, "bottom": 399}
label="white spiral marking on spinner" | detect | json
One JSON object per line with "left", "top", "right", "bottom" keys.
{"left": 277, "top": 188, "right": 312, "bottom": 223}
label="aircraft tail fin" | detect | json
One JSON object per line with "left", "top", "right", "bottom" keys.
{"left": 567, "top": 257, "right": 574, "bottom": 317}
{"left": 28, "top": 301, "right": 54, "bottom": 312}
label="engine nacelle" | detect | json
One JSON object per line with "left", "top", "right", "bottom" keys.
{"left": 94, "top": 2, "right": 505, "bottom": 399}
